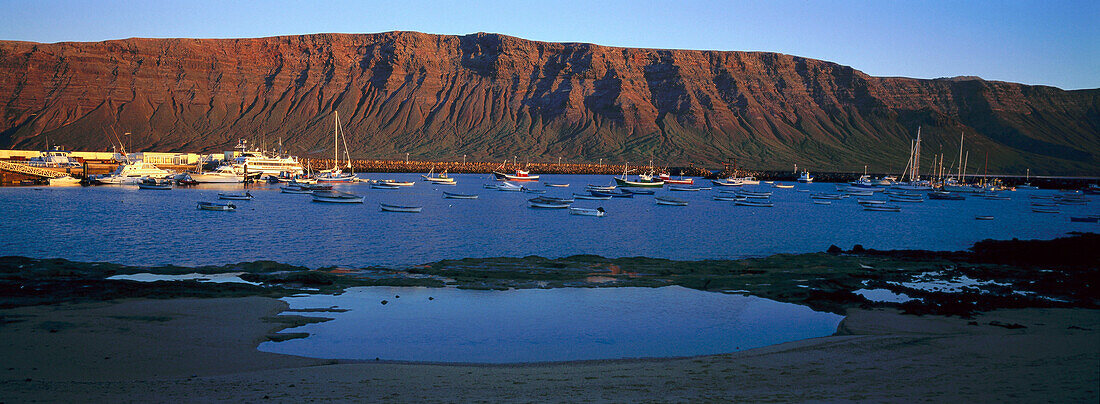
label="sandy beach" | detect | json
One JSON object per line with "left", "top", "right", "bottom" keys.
{"left": 1, "top": 296, "right": 1096, "bottom": 402}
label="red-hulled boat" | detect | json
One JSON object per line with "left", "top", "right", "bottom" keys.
{"left": 658, "top": 173, "right": 694, "bottom": 185}
{"left": 493, "top": 169, "right": 540, "bottom": 182}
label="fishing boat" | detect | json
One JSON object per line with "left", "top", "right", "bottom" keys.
{"left": 311, "top": 190, "right": 364, "bottom": 203}
{"left": 569, "top": 207, "right": 606, "bottom": 217}
{"left": 975, "top": 216, "right": 995, "bottom": 220}
{"left": 422, "top": 168, "right": 456, "bottom": 184}
{"left": 796, "top": 171, "right": 813, "bottom": 183}
{"left": 658, "top": 173, "right": 694, "bottom": 185}
{"left": 493, "top": 169, "right": 539, "bottom": 182}
{"left": 315, "top": 112, "right": 357, "bottom": 183}
{"left": 218, "top": 191, "right": 253, "bottom": 200}
{"left": 614, "top": 165, "right": 664, "bottom": 187}
{"left": 736, "top": 200, "right": 774, "bottom": 207}
{"left": 710, "top": 179, "right": 742, "bottom": 187}
{"left": 137, "top": 178, "right": 173, "bottom": 190}
{"left": 864, "top": 205, "right": 901, "bottom": 212}
{"left": 655, "top": 196, "right": 688, "bottom": 206}
{"left": 544, "top": 182, "right": 569, "bottom": 187}
{"left": 528, "top": 197, "right": 571, "bottom": 209}
{"left": 370, "top": 183, "right": 400, "bottom": 190}
{"left": 573, "top": 193, "right": 612, "bottom": 200}
{"left": 380, "top": 203, "right": 423, "bottom": 213}
{"left": 668, "top": 186, "right": 701, "bottom": 192}
{"left": 442, "top": 191, "right": 478, "bottom": 199}
{"left": 197, "top": 201, "right": 236, "bottom": 211}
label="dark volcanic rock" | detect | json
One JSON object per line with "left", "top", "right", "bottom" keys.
{"left": 0, "top": 32, "right": 1096, "bottom": 174}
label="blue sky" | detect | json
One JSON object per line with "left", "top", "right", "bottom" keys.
{"left": 1, "top": 0, "right": 1096, "bottom": 89}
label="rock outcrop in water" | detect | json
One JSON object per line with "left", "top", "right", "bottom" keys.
{"left": 0, "top": 32, "right": 1096, "bottom": 174}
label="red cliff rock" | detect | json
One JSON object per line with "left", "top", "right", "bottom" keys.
{"left": 0, "top": 32, "right": 1096, "bottom": 174}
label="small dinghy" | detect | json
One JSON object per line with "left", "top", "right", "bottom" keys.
{"left": 813, "top": 200, "right": 832, "bottom": 205}
{"left": 573, "top": 193, "right": 612, "bottom": 200}
{"left": 380, "top": 203, "right": 422, "bottom": 212}
{"left": 736, "top": 200, "right": 774, "bottom": 207}
{"left": 864, "top": 205, "right": 901, "bottom": 212}
{"left": 218, "top": 191, "right": 253, "bottom": 200}
{"left": 528, "top": 197, "right": 571, "bottom": 209}
{"left": 1031, "top": 207, "right": 1059, "bottom": 213}
{"left": 975, "top": 216, "right": 995, "bottom": 220}
{"left": 622, "top": 188, "right": 655, "bottom": 195}
{"left": 655, "top": 196, "right": 688, "bottom": 206}
{"left": 443, "top": 191, "right": 479, "bottom": 199}
{"left": 311, "top": 190, "right": 364, "bottom": 203}
{"left": 281, "top": 186, "right": 313, "bottom": 194}
{"left": 1070, "top": 216, "right": 1098, "bottom": 223}
{"left": 197, "top": 201, "right": 236, "bottom": 211}
{"left": 773, "top": 184, "right": 794, "bottom": 189}
{"left": 668, "top": 186, "right": 700, "bottom": 192}
{"left": 544, "top": 182, "right": 570, "bottom": 188}
{"left": 377, "top": 180, "right": 414, "bottom": 186}
{"left": 713, "top": 196, "right": 743, "bottom": 202}
{"left": 569, "top": 207, "right": 606, "bottom": 217}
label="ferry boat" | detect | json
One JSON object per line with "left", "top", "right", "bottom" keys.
{"left": 25, "top": 146, "right": 82, "bottom": 168}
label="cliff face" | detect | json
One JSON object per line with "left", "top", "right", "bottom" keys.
{"left": 0, "top": 32, "right": 1096, "bottom": 174}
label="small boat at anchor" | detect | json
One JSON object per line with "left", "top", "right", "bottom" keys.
{"left": 197, "top": 201, "right": 236, "bottom": 211}
{"left": 218, "top": 191, "right": 253, "bottom": 200}
{"left": 370, "top": 183, "right": 400, "bottom": 190}
{"left": 443, "top": 191, "right": 479, "bottom": 199}
{"left": 573, "top": 193, "right": 612, "bottom": 200}
{"left": 543, "top": 182, "right": 569, "bottom": 188}
{"left": 668, "top": 186, "right": 701, "bottom": 192}
{"left": 864, "top": 205, "right": 901, "bottom": 212}
{"left": 528, "top": 197, "right": 572, "bottom": 209}
{"left": 655, "top": 196, "right": 688, "bottom": 206}
{"left": 380, "top": 203, "right": 422, "bottom": 213}
{"left": 493, "top": 169, "right": 539, "bottom": 182}
{"left": 311, "top": 190, "right": 364, "bottom": 203}
{"left": 569, "top": 207, "right": 606, "bottom": 217}
{"left": 975, "top": 216, "right": 995, "bottom": 220}
{"left": 736, "top": 200, "right": 774, "bottom": 207}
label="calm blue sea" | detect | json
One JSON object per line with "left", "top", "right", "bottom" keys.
{"left": 0, "top": 174, "right": 1094, "bottom": 268}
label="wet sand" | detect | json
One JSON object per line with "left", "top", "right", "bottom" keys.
{"left": 1, "top": 297, "right": 1097, "bottom": 402}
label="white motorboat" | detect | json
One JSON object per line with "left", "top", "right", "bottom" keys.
{"left": 496, "top": 182, "right": 524, "bottom": 191}
{"left": 190, "top": 165, "right": 244, "bottom": 183}
{"left": 94, "top": 161, "right": 173, "bottom": 184}
{"left": 47, "top": 176, "right": 81, "bottom": 186}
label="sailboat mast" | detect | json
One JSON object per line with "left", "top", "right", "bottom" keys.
{"left": 957, "top": 132, "right": 964, "bottom": 181}
{"left": 913, "top": 126, "right": 921, "bottom": 182}
{"left": 333, "top": 111, "right": 339, "bottom": 171}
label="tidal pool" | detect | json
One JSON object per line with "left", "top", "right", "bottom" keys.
{"left": 259, "top": 286, "right": 844, "bottom": 363}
